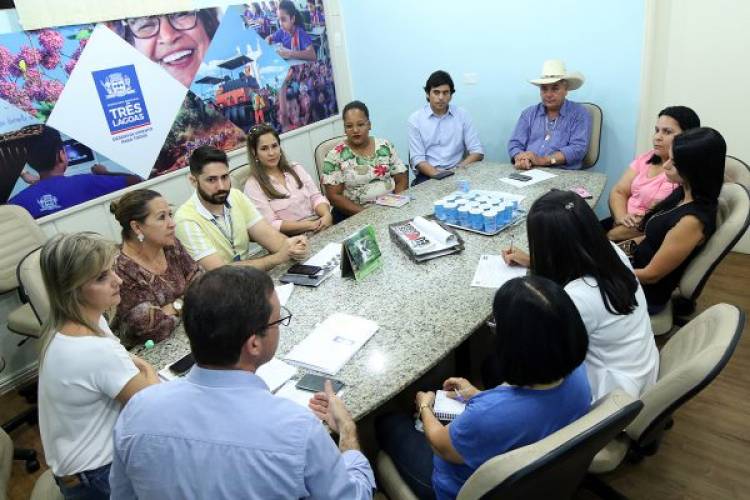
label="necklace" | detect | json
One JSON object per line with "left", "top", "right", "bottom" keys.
{"left": 544, "top": 117, "right": 558, "bottom": 142}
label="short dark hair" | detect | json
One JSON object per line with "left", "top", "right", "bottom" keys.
{"left": 342, "top": 100, "right": 369, "bottom": 120}
{"left": 183, "top": 266, "right": 275, "bottom": 367}
{"left": 487, "top": 276, "right": 588, "bottom": 387}
{"left": 423, "top": 70, "right": 455, "bottom": 95}
{"left": 27, "top": 126, "right": 64, "bottom": 173}
{"left": 643, "top": 127, "right": 726, "bottom": 225}
{"left": 188, "top": 145, "right": 228, "bottom": 176}
{"left": 527, "top": 190, "right": 638, "bottom": 315}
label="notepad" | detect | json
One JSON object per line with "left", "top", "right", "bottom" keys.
{"left": 471, "top": 254, "right": 527, "bottom": 288}
{"left": 256, "top": 358, "right": 298, "bottom": 392}
{"left": 434, "top": 390, "right": 466, "bottom": 422}
{"left": 284, "top": 313, "right": 379, "bottom": 375}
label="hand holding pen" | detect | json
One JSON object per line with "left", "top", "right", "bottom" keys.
{"left": 443, "top": 377, "right": 480, "bottom": 402}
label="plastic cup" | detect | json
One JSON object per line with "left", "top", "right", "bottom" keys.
{"left": 458, "top": 206, "right": 471, "bottom": 227}
{"left": 457, "top": 179, "right": 471, "bottom": 193}
{"left": 444, "top": 202, "right": 458, "bottom": 223}
{"left": 434, "top": 200, "right": 447, "bottom": 221}
{"left": 469, "top": 208, "right": 483, "bottom": 230}
{"left": 483, "top": 210, "right": 498, "bottom": 233}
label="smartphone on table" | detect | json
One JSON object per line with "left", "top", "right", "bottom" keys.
{"left": 286, "top": 264, "right": 323, "bottom": 277}
{"left": 295, "top": 373, "right": 344, "bottom": 393}
{"left": 168, "top": 353, "right": 195, "bottom": 376}
{"left": 508, "top": 172, "right": 533, "bottom": 182}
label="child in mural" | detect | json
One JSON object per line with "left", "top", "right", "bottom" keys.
{"left": 266, "top": 0, "right": 316, "bottom": 61}
{"left": 252, "top": 90, "right": 265, "bottom": 124}
{"left": 6, "top": 126, "right": 142, "bottom": 218}
{"left": 110, "top": 9, "right": 220, "bottom": 88}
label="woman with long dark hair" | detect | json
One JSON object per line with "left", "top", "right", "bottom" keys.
{"left": 606, "top": 106, "right": 701, "bottom": 241}
{"left": 631, "top": 127, "right": 726, "bottom": 310}
{"left": 504, "top": 189, "right": 659, "bottom": 399}
{"left": 243, "top": 123, "right": 332, "bottom": 235}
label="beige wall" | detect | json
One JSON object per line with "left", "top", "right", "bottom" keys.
{"left": 638, "top": 0, "right": 750, "bottom": 251}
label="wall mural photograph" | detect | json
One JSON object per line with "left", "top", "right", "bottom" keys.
{"left": 0, "top": 0, "right": 338, "bottom": 218}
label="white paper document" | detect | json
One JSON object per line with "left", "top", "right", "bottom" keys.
{"left": 305, "top": 242, "right": 342, "bottom": 267}
{"left": 471, "top": 255, "right": 527, "bottom": 288}
{"left": 275, "top": 283, "right": 294, "bottom": 307}
{"left": 275, "top": 380, "right": 315, "bottom": 409}
{"left": 256, "top": 358, "right": 298, "bottom": 393}
{"left": 499, "top": 169, "right": 558, "bottom": 188}
{"left": 284, "top": 313, "right": 379, "bottom": 375}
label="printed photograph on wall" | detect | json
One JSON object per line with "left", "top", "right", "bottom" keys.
{"left": 1, "top": 123, "right": 141, "bottom": 218}
{"left": 0, "top": 24, "right": 93, "bottom": 121}
{"left": 0, "top": 2, "right": 340, "bottom": 218}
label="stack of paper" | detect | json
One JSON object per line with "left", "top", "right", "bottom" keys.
{"left": 284, "top": 313, "right": 379, "bottom": 375}
{"left": 499, "top": 168, "right": 558, "bottom": 188}
{"left": 256, "top": 358, "right": 298, "bottom": 392}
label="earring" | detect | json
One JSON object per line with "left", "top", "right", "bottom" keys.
{"left": 137, "top": 233, "right": 145, "bottom": 243}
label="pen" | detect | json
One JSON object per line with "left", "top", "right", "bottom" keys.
{"left": 509, "top": 234, "right": 514, "bottom": 254}
{"left": 454, "top": 388, "right": 465, "bottom": 403}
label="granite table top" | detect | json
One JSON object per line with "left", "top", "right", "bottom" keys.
{"left": 134, "top": 162, "right": 606, "bottom": 420}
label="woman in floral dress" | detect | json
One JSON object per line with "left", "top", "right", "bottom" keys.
{"left": 322, "top": 100, "right": 408, "bottom": 220}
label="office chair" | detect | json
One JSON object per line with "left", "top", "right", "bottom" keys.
{"left": 377, "top": 391, "right": 643, "bottom": 499}
{"left": 650, "top": 183, "right": 750, "bottom": 335}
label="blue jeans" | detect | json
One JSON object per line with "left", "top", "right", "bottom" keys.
{"left": 55, "top": 463, "right": 111, "bottom": 500}
{"left": 376, "top": 413, "right": 436, "bottom": 499}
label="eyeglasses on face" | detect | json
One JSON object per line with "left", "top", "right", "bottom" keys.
{"left": 266, "top": 305, "right": 293, "bottom": 329}
{"left": 124, "top": 11, "right": 198, "bottom": 39}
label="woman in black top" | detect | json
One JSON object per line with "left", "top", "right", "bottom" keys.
{"left": 632, "top": 127, "right": 726, "bottom": 311}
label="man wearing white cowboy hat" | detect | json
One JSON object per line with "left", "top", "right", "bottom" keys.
{"left": 507, "top": 59, "right": 591, "bottom": 170}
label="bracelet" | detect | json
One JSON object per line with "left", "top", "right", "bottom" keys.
{"left": 418, "top": 403, "right": 432, "bottom": 414}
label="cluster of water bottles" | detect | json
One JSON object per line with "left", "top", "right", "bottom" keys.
{"left": 433, "top": 181, "right": 519, "bottom": 233}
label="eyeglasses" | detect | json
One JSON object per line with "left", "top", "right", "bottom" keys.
{"left": 266, "top": 306, "right": 293, "bottom": 329}
{"left": 124, "top": 11, "right": 198, "bottom": 39}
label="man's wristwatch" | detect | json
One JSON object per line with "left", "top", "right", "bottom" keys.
{"left": 549, "top": 156, "right": 557, "bottom": 165}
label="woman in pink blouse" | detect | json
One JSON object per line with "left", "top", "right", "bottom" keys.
{"left": 244, "top": 123, "right": 333, "bottom": 235}
{"left": 606, "top": 106, "right": 700, "bottom": 241}
{"left": 110, "top": 189, "right": 201, "bottom": 348}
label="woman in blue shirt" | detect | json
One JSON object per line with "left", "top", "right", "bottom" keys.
{"left": 376, "top": 276, "right": 591, "bottom": 499}
{"left": 266, "top": 0, "right": 316, "bottom": 61}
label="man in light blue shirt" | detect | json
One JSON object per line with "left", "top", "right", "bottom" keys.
{"left": 109, "top": 267, "right": 375, "bottom": 499}
{"left": 507, "top": 60, "right": 592, "bottom": 170}
{"left": 408, "top": 70, "right": 484, "bottom": 185}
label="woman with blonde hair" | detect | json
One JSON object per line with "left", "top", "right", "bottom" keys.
{"left": 38, "top": 232, "right": 159, "bottom": 499}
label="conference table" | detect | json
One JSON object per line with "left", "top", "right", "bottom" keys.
{"left": 134, "top": 162, "right": 606, "bottom": 421}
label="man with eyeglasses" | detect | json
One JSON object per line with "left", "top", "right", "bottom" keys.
{"left": 114, "top": 9, "right": 219, "bottom": 87}
{"left": 507, "top": 59, "right": 592, "bottom": 170}
{"left": 109, "top": 266, "right": 375, "bottom": 499}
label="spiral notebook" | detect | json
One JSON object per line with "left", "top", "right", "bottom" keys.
{"left": 434, "top": 390, "right": 467, "bottom": 422}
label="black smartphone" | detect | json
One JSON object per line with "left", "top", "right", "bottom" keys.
{"left": 295, "top": 373, "right": 344, "bottom": 393}
{"left": 432, "top": 170, "right": 455, "bottom": 180}
{"left": 168, "top": 353, "right": 195, "bottom": 376}
{"left": 508, "top": 172, "right": 533, "bottom": 182}
{"left": 286, "top": 264, "right": 323, "bottom": 277}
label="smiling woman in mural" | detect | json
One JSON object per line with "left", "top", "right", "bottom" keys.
{"left": 112, "top": 9, "right": 220, "bottom": 88}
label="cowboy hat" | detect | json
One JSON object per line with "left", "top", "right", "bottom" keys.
{"left": 529, "top": 60, "right": 584, "bottom": 90}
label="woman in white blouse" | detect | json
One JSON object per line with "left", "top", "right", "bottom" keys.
{"left": 503, "top": 190, "right": 659, "bottom": 400}
{"left": 38, "top": 232, "right": 159, "bottom": 499}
